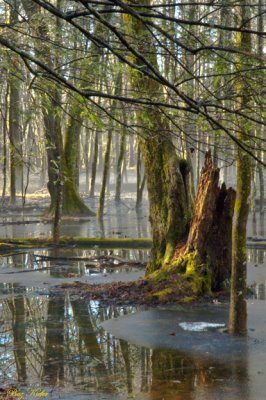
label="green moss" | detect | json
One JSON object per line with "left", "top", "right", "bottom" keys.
{"left": 151, "top": 288, "right": 174, "bottom": 302}
{"left": 0, "top": 237, "right": 153, "bottom": 250}
{"left": 182, "top": 296, "right": 196, "bottom": 303}
{"left": 184, "top": 252, "right": 211, "bottom": 295}
{"left": 147, "top": 250, "right": 212, "bottom": 297}
{"left": 62, "top": 179, "right": 95, "bottom": 216}
{"left": 164, "top": 241, "right": 176, "bottom": 264}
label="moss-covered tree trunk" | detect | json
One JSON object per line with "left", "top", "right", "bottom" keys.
{"left": 62, "top": 102, "right": 95, "bottom": 216}
{"left": 21, "top": 1, "right": 66, "bottom": 220}
{"left": 97, "top": 128, "right": 112, "bottom": 218}
{"left": 61, "top": 17, "right": 105, "bottom": 216}
{"left": 97, "top": 72, "right": 122, "bottom": 217}
{"left": 127, "top": 1, "right": 192, "bottom": 271}
{"left": 143, "top": 136, "right": 191, "bottom": 272}
{"left": 136, "top": 144, "right": 146, "bottom": 209}
{"left": 148, "top": 152, "right": 236, "bottom": 299}
{"left": 22, "top": 0, "right": 95, "bottom": 218}
{"left": 228, "top": 0, "right": 252, "bottom": 336}
{"left": 42, "top": 91, "right": 63, "bottom": 212}
{"left": 115, "top": 126, "right": 126, "bottom": 202}
{"left": 8, "top": 1, "right": 23, "bottom": 205}
{"left": 90, "top": 129, "right": 99, "bottom": 197}
{"left": 9, "top": 71, "right": 22, "bottom": 205}
{"left": 126, "top": 0, "right": 236, "bottom": 290}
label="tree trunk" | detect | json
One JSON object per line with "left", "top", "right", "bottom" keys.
{"left": 42, "top": 90, "right": 63, "bottom": 216}
{"left": 63, "top": 103, "right": 94, "bottom": 216}
{"left": 149, "top": 152, "right": 235, "bottom": 298}
{"left": 85, "top": 128, "right": 90, "bottom": 193}
{"left": 126, "top": 2, "right": 192, "bottom": 271}
{"left": 1, "top": 85, "right": 8, "bottom": 202}
{"left": 8, "top": 2, "right": 23, "bottom": 205}
{"left": 228, "top": 0, "right": 252, "bottom": 336}
{"left": 90, "top": 130, "right": 99, "bottom": 197}
{"left": 97, "top": 128, "right": 112, "bottom": 219}
{"left": 9, "top": 66, "right": 23, "bottom": 205}
{"left": 136, "top": 144, "right": 146, "bottom": 209}
{"left": 258, "top": 165, "right": 264, "bottom": 215}
{"left": 98, "top": 72, "right": 121, "bottom": 215}
{"left": 182, "top": 151, "right": 236, "bottom": 290}
{"left": 142, "top": 134, "right": 191, "bottom": 272}
{"left": 115, "top": 129, "right": 126, "bottom": 202}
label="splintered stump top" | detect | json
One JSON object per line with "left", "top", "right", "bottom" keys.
{"left": 174, "top": 151, "right": 236, "bottom": 291}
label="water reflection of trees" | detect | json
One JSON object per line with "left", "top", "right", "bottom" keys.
{"left": 7, "top": 290, "right": 27, "bottom": 382}
{"left": 42, "top": 295, "right": 65, "bottom": 385}
{"left": 248, "top": 249, "right": 266, "bottom": 266}
{"left": 0, "top": 290, "right": 250, "bottom": 399}
{"left": 29, "top": 248, "right": 150, "bottom": 278}
{"left": 150, "top": 347, "right": 249, "bottom": 400}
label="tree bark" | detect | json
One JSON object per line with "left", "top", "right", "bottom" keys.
{"left": 228, "top": 0, "right": 252, "bottom": 336}
{"left": 63, "top": 102, "right": 94, "bottom": 216}
{"left": 97, "top": 128, "right": 112, "bottom": 219}
{"left": 115, "top": 127, "right": 126, "bottom": 202}
{"left": 126, "top": 2, "right": 192, "bottom": 271}
{"left": 182, "top": 151, "right": 236, "bottom": 290}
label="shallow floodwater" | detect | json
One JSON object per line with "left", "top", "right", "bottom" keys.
{"left": 0, "top": 197, "right": 265, "bottom": 399}
{"left": 0, "top": 197, "right": 150, "bottom": 239}
{"left": 0, "top": 245, "right": 265, "bottom": 400}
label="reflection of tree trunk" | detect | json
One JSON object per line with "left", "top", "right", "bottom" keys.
{"left": 42, "top": 295, "right": 65, "bottom": 385}
{"left": 71, "top": 300, "right": 102, "bottom": 358}
{"left": 71, "top": 299, "right": 112, "bottom": 386}
{"left": 112, "top": 308, "right": 133, "bottom": 394}
{"left": 151, "top": 347, "right": 250, "bottom": 400}
{"left": 151, "top": 349, "right": 194, "bottom": 399}
{"left": 119, "top": 339, "right": 133, "bottom": 393}
{"left": 140, "top": 348, "right": 149, "bottom": 392}
{"left": 8, "top": 292, "right": 27, "bottom": 383}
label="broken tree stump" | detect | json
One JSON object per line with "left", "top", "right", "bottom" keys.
{"left": 172, "top": 151, "right": 236, "bottom": 291}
